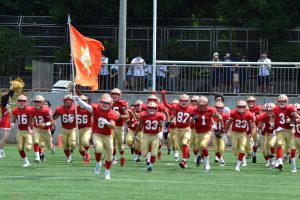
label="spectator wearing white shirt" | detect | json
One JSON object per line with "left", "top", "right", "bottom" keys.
{"left": 131, "top": 53, "right": 146, "bottom": 91}
{"left": 257, "top": 52, "right": 272, "bottom": 93}
{"left": 100, "top": 54, "right": 109, "bottom": 90}
{"left": 156, "top": 64, "right": 167, "bottom": 90}
{"left": 145, "top": 65, "right": 152, "bottom": 90}
{"left": 110, "top": 59, "right": 119, "bottom": 89}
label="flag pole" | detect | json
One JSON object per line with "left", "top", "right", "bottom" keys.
{"left": 67, "top": 14, "right": 80, "bottom": 145}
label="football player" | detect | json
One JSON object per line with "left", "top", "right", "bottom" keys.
{"left": 190, "top": 96, "right": 200, "bottom": 163}
{"left": 29, "top": 95, "right": 54, "bottom": 163}
{"left": 225, "top": 100, "right": 255, "bottom": 171}
{"left": 11, "top": 95, "right": 33, "bottom": 167}
{"left": 76, "top": 95, "right": 92, "bottom": 165}
{"left": 192, "top": 96, "right": 223, "bottom": 172}
{"left": 272, "top": 94, "right": 300, "bottom": 171}
{"left": 75, "top": 93, "right": 120, "bottom": 180}
{"left": 290, "top": 103, "right": 300, "bottom": 172}
{"left": 212, "top": 101, "right": 229, "bottom": 166}
{"left": 110, "top": 88, "right": 129, "bottom": 166}
{"left": 135, "top": 102, "right": 165, "bottom": 172}
{"left": 126, "top": 100, "right": 142, "bottom": 162}
{"left": 0, "top": 89, "right": 14, "bottom": 158}
{"left": 168, "top": 99, "right": 179, "bottom": 161}
{"left": 257, "top": 103, "right": 276, "bottom": 167}
{"left": 53, "top": 94, "right": 76, "bottom": 163}
{"left": 246, "top": 96, "right": 262, "bottom": 163}
{"left": 161, "top": 90, "right": 194, "bottom": 169}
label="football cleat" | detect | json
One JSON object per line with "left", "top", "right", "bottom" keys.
{"left": 167, "top": 149, "right": 171, "bottom": 155}
{"left": 112, "top": 158, "right": 118, "bottom": 165}
{"left": 66, "top": 157, "right": 73, "bottom": 163}
{"left": 120, "top": 157, "right": 126, "bottom": 167}
{"left": 95, "top": 162, "right": 101, "bottom": 175}
{"left": 130, "top": 147, "right": 135, "bottom": 155}
{"left": 34, "top": 159, "right": 41, "bottom": 164}
{"left": 291, "top": 169, "right": 297, "bottom": 173}
{"left": 179, "top": 160, "right": 187, "bottom": 168}
{"left": 147, "top": 166, "right": 153, "bottom": 172}
{"left": 136, "top": 158, "right": 141, "bottom": 163}
{"left": 252, "top": 156, "right": 257, "bottom": 164}
{"left": 278, "top": 164, "right": 283, "bottom": 171}
{"left": 204, "top": 163, "right": 210, "bottom": 173}
{"left": 174, "top": 151, "right": 179, "bottom": 161}
{"left": 215, "top": 156, "right": 220, "bottom": 163}
{"left": 22, "top": 159, "right": 30, "bottom": 168}
{"left": 235, "top": 165, "right": 240, "bottom": 171}
{"left": 196, "top": 156, "right": 202, "bottom": 167}
{"left": 265, "top": 160, "right": 271, "bottom": 167}
{"left": 1, "top": 151, "right": 5, "bottom": 158}
{"left": 104, "top": 169, "right": 111, "bottom": 180}
{"left": 220, "top": 162, "right": 225, "bottom": 167}
{"left": 40, "top": 154, "right": 45, "bottom": 162}
{"left": 246, "top": 154, "right": 251, "bottom": 159}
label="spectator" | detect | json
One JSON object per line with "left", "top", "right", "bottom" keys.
{"left": 110, "top": 59, "right": 119, "bottom": 89}
{"left": 131, "top": 52, "right": 146, "bottom": 91}
{"left": 126, "top": 64, "right": 133, "bottom": 90}
{"left": 211, "top": 52, "right": 222, "bottom": 93}
{"left": 257, "top": 52, "right": 272, "bottom": 93}
{"left": 168, "top": 64, "right": 180, "bottom": 92}
{"left": 156, "top": 64, "right": 167, "bottom": 90}
{"left": 145, "top": 64, "right": 152, "bottom": 91}
{"left": 100, "top": 54, "right": 109, "bottom": 90}
{"left": 214, "top": 93, "right": 230, "bottom": 113}
{"left": 233, "top": 55, "right": 250, "bottom": 94}
{"left": 222, "top": 52, "right": 233, "bottom": 93}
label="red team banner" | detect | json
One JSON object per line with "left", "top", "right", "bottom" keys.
{"left": 70, "top": 25, "right": 104, "bottom": 91}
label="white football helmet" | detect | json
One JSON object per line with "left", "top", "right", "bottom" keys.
{"left": 247, "top": 96, "right": 256, "bottom": 108}
{"left": 17, "top": 95, "right": 28, "bottom": 108}
{"left": 147, "top": 101, "right": 157, "bottom": 115}
{"left": 179, "top": 94, "right": 190, "bottom": 107}
{"left": 236, "top": 100, "right": 247, "bottom": 113}
{"left": 277, "top": 94, "right": 288, "bottom": 108}
{"left": 110, "top": 88, "right": 121, "bottom": 102}
{"left": 99, "top": 93, "right": 113, "bottom": 110}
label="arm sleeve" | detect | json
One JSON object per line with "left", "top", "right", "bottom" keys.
{"left": 76, "top": 98, "right": 93, "bottom": 113}
{"left": 162, "top": 93, "right": 173, "bottom": 110}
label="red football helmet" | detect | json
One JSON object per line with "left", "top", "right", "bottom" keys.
{"left": 33, "top": 95, "right": 45, "bottom": 109}
{"left": 99, "top": 93, "right": 113, "bottom": 110}
{"left": 246, "top": 96, "right": 256, "bottom": 108}
{"left": 179, "top": 94, "right": 190, "bottom": 108}
{"left": 17, "top": 95, "right": 28, "bottom": 108}
{"left": 110, "top": 88, "right": 121, "bottom": 102}
{"left": 277, "top": 94, "right": 288, "bottom": 108}
{"left": 236, "top": 100, "right": 247, "bottom": 113}
{"left": 197, "top": 96, "right": 208, "bottom": 111}
{"left": 63, "top": 94, "right": 73, "bottom": 107}
{"left": 147, "top": 101, "right": 157, "bottom": 115}
{"left": 134, "top": 100, "right": 143, "bottom": 112}
{"left": 191, "top": 95, "right": 200, "bottom": 106}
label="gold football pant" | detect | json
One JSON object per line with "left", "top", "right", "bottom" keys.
{"left": 190, "top": 128, "right": 196, "bottom": 151}
{"left": 113, "top": 126, "right": 124, "bottom": 151}
{"left": 61, "top": 128, "right": 77, "bottom": 150}
{"left": 245, "top": 135, "right": 253, "bottom": 155}
{"left": 33, "top": 128, "right": 52, "bottom": 150}
{"left": 134, "top": 131, "right": 143, "bottom": 153}
{"left": 176, "top": 127, "right": 191, "bottom": 148}
{"left": 194, "top": 132, "right": 211, "bottom": 151}
{"left": 213, "top": 135, "right": 225, "bottom": 154}
{"left": 292, "top": 137, "right": 300, "bottom": 154}
{"left": 231, "top": 132, "right": 247, "bottom": 156}
{"left": 276, "top": 129, "right": 293, "bottom": 152}
{"left": 252, "top": 129, "right": 259, "bottom": 146}
{"left": 126, "top": 129, "right": 135, "bottom": 146}
{"left": 16, "top": 129, "right": 32, "bottom": 151}
{"left": 169, "top": 128, "right": 178, "bottom": 150}
{"left": 92, "top": 133, "right": 113, "bottom": 161}
{"left": 79, "top": 127, "right": 92, "bottom": 151}
{"left": 141, "top": 133, "right": 159, "bottom": 157}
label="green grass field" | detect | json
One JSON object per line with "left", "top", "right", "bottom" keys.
{"left": 1, "top": 144, "right": 300, "bottom": 200}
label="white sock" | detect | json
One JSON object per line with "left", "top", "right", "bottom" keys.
{"left": 236, "top": 160, "right": 242, "bottom": 167}
{"left": 204, "top": 156, "right": 209, "bottom": 164}
{"left": 278, "top": 158, "right": 283, "bottom": 165}
{"left": 220, "top": 157, "right": 225, "bottom": 163}
{"left": 147, "top": 152, "right": 151, "bottom": 162}
{"left": 113, "top": 155, "right": 116, "bottom": 160}
{"left": 35, "top": 152, "right": 40, "bottom": 159}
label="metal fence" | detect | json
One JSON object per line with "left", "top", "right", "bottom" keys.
{"left": 52, "top": 62, "right": 300, "bottom": 95}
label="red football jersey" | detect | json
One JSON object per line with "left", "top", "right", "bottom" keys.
{"left": 294, "top": 122, "right": 300, "bottom": 138}
{"left": 55, "top": 105, "right": 76, "bottom": 129}
{"left": 77, "top": 106, "right": 92, "bottom": 129}
{"left": 213, "top": 112, "right": 229, "bottom": 131}
{"left": 257, "top": 112, "right": 274, "bottom": 135}
{"left": 30, "top": 106, "right": 53, "bottom": 130}
{"left": 112, "top": 99, "right": 128, "bottom": 126}
{"left": 92, "top": 104, "right": 119, "bottom": 135}
{"left": 12, "top": 106, "right": 33, "bottom": 131}
{"left": 167, "top": 104, "right": 194, "bottom": 129}
{"left": 273, "top": 105, "right": 296, "bottom": 129}
{"left": 192, "top": 107, "right": 217, "bottom": 133}
{"left": 0, "top": 105, "right": 11, "bottom": 129}
{"left": 128, "top": 108, "right": 138, "bottom": 131}
{"left": 140, "top": 111, "right": 164, "bottom": 135}
{"left": 167, "top": 108, "right": 176, "bottom": 129}
{"left": 230, "top": 109, "right": 254, "bottom": 132}
{"left": 249, "top": 105, "right": 262, "bottom": 125}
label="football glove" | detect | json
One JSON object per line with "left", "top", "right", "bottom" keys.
{"left": 192, "top": 115, "right": 198, "bottom": 121}
{"left": 163, "top": 131, "right": 168, "bottom": 140}
{"left": 165, "top": 121, "right": 171, "bottom": 128}
{"left": 215, "top": 130, "right": 222, "bottom": 139}
{"left": 99, "top": 117, "right": 109, "bottom": 125}
{"left": 10, "top": 123, "right": 15, "bottom": 129}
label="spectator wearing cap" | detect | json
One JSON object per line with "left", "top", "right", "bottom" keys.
{"left": 211, "top": 52, "right": 222, "bottom": 93}
{"left": 257, "top": 52, "right": 272, "bottom": 93}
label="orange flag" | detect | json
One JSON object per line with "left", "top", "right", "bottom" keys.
{"left": 70, "top": 25, "right": 104, "bottom": 91}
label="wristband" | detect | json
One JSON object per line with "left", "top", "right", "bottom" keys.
{"left": 45, "top": 122, "right": 52, "bottom": 127}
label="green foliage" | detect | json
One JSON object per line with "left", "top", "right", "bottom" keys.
{"left": 54, "top": 44, "right": 70, "bottom": 63}
{"left": 269, "top": 43, "right": 300, "bottom": 62}
{"left": 0, "top": 27, "right": 36, "bottom": 75}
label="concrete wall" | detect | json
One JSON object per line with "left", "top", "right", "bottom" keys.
{"left": 6, "top": 92, "right": 300, "bottom": 144}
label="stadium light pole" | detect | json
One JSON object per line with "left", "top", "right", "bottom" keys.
{"left": 118, "top": 0, "right": 127, "bottom": 90}
{"left": 152, "top": 0, "right": 157, "bottom": 91}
